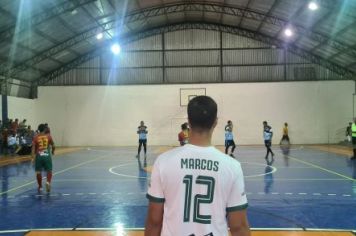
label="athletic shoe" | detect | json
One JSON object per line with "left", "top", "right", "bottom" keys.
{"left": 46, "top": 182, "right": 51, "bottom": 193}
{"left": 230, "top": 153, "right": 235, "bottom": 158}
{"left": 37, "top": 187, "right": 42, "bottom": 193}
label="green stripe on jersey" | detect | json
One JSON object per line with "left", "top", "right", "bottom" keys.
{"left": 146, "top": 193, "right": 165, "bottom": 203}
{"left": 226, "top": 203, "right": 248, "bottom": 212}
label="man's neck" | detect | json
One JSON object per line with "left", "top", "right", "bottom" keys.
{"left": 189, "top": 131, "right": 212, "bottom": 147}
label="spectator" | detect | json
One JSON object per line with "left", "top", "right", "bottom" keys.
{"left": 11, "top": 119, "right": 19, "bottom": 133}
{"left": 19, "top": 119, "right": 27, "bottom": 129}
{"left": 7, "top": 132, "right": 17, "bottom": 155}
{"left": 7, "top": 119, "right": 12, "bottom": 129}
{"left": 18, "top": 119, "right": 27, "bottom": 135}
{"left": 17, "top": 126, "right": 35, "bottom": 155}
{"left": 2, "top": 128, "right": 9, "bottom": 155}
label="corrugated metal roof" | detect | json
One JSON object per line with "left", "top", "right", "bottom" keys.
{"left": 0, "top": 0, "right": 355, "bottom": 94}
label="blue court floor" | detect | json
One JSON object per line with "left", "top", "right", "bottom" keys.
{"left": 0, "top": 145, "right": 355, "bottom": 235}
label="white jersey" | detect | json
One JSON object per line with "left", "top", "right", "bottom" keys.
{"left": 147, "top": 144, "right": 248, "bottom": 236}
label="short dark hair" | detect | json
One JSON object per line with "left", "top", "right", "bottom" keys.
{"left": 38, "top": 124, "right": 46, "bottom": 133}
{"left": 187, "top": 96, "right": 217, "bottom": 131}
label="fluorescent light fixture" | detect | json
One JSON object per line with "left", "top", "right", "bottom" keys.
{"left": 111, "top": 43, "right": 121, "bottom": 55}
{"left": 284, "top": 28, "right": 293, "bottom": 37}
{"left": 308, "top": 1, "right": 319, "bottom": 11}
{"left": 96, "top": 33, "right": 103, "bottom": 40}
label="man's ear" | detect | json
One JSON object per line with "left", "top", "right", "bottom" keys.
{"left": 212, "top": 117, "right": 218, "bottom": 129}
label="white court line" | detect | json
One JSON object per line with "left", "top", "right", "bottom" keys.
{"left": 286, "top": 154, "right": 356, "bottom": 181}
{"left": 0, "top": 152, "right": 118, "bottom": 196}
{"left": 108, "top": 161, "right": 277, "bottom": 179}
{"left": 109, "top": 162, "right": 149, "bottom": 179}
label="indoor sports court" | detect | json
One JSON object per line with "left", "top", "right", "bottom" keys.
{"left": 0, "top": 0, "right": 356, "bottom": 235}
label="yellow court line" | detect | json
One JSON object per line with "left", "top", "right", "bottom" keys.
{"left": 287, "top": 155, "right": 356, "bottom": 182}
{"left": 0, "top": 153, "right": 114, "bottom": 196}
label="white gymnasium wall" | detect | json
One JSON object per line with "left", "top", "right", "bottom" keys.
{"left": 0, "top": 96, "right": 37, "bottom": 128}
{"left": 35, "top": 80, "right": 353, "bottom": 146}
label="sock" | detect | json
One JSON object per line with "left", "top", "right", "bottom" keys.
{"left": 47, "top": 172, "right": 52, "bottom": 183}
{"left": 36, "top": 173, "right": 42, "bottom": 188}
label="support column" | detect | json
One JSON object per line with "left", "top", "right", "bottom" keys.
{"left": 284, "top": 47, "right": 287, "bottom": 81}
{"left": 1, "top": 79, "right": 8, "bottom": 122}
{"left": 2, "top": 95, "right": 8, "bottom": 123}
{"left": 220, "top": 31, "right": 223, "bottom": 82}
{"left": 162, "top": 33, "right": 166, "bottom": 83}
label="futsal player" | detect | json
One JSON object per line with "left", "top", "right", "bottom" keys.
{"left": 145, "top": 96, "right": 250, "bottom": 236}
{"left": 31, "top": 124, "right": 55, "bottom": 193}
{"left": 351, "top": 118, "right": 356, "bottom": 160}
{"left": 178, "top": 123, "right": 189, "bottom": 146}
{"left": 225, "top": 120, "right": 236, "bottom": 157}
{"left": 263, "top": 121, "right": 274, "bottom": 161}
{"left": 279, "top": 122, "right": 290, "bottom": 145}
{"left": 136, "top": 121, "right": 148, "bottom": 159}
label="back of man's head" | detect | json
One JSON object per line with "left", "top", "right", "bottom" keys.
{"left": 38, "top": 124, "right": 46, "bottom": 133}
{"left": 187, "top": 96, "right": 217, "bottom": 131}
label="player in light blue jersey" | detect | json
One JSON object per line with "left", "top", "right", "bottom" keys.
{"left": 136, "top": 121, "right": 148, "bottom": 159}
{"left": 263, "top": 121, "right": 274, "bottom": 162}
{"left": 225, "top": 120, "right": 236, "bottom": 158}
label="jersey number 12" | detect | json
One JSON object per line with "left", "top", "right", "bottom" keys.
{"left": 183, "top": 175, "right": 215, "bottom": 224}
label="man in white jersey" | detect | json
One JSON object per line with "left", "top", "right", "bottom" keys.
{"left": 145, "top": 96, "right": 250, "bottom": 236}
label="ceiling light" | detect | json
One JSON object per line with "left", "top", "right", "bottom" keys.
{"left": 96, "top": 33, "right": 103, "bottom": 40}
{"left": 308, "top": 1, "right": 319, "bottom": 11}
{"left": 111, "top": 43, "right": 121, "bottom": 55}
{"left": 284, "top": 28, "right": 293, "bottom": 37}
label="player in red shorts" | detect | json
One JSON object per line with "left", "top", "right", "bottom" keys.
{"left": 31, "top": 124, "right": 55, "bottom": 193}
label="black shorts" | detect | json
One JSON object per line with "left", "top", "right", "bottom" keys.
{"left": 226, "top": 140, "right": 235, "bottom": 147}
{"left": 264, "top": 140, "right": 272, "bottom": 147}
{"left": 139, "top": 139, "right": 147, "bottom": 145}
{"left": 352, "top": 137, "right": 356, "bottom": 145}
